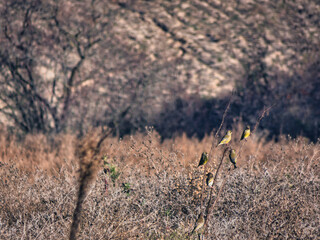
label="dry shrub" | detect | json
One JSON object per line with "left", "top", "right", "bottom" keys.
{"left": 0, "top": 128, "right": 319, "bottom": 239}
{"left": 0, "top": 129, "right": 76, "bottom": 176}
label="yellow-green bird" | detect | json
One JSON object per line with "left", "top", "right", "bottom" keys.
{"left": 217, "top": 130, "right": 232, "bottom": 146}
{"left": 198, "top": 152, "right": 208, "bottom": 167}
{"left": 206, "top": 172, "right": 214, "bottom": 187}
{"left": 229, "top": 149, "right": 237, "bottom": 168}
{"left": 240, "top": 125, "right": 250, "bottom": 141}
{"left": 192, "top": 213, "right": 205, "bottom": 234}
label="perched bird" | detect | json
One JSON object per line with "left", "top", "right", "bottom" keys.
{"left": 192, "top": 213, "right": 205, "bottom": 234}
{"left": 217, "top": 130, "right": 232, "bottom": 146}
{"left": 198, "top": 152, "right": 208, "bottom": 167}
{"left": 229, "top": 149, "right": 237, "bottom": 168}
{"left": 206, "top": 172, "right": 214, "bottom": 187}
{"left": 240, "top": 125, "right": 251, "bottom": 141}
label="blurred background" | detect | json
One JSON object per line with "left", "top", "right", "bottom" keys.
{"left": 1, "top": 0, "right": 319, "bottom": 141}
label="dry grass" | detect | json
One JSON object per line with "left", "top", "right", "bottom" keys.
{"left": 0, "top": 128, "right": 319, "bottom": 239}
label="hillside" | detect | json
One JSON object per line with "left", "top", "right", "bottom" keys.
{"left": 0, "top": 0, "right": 319, "bottom": 139}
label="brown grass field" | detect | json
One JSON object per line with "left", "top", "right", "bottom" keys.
{"left": 0, "top": 126, "right": 319, "bottom": 239}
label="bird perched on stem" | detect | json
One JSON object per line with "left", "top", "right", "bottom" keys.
{"left": 206, "top": 172, "right": 214, "bottom": 187}
{"left": 229, "top": 149, "right": 237, "bottom": 168}
{"left": 191, "top": 213, "right": 205, "bottom": 234}
{"left": 217, "top": 130, "right": 232, "bottom": 146}
{"left": 198, "top": 152, "right": 208, "bottom": 167}
{"left": 240, "top": 125, "right": 250, "bottom": 141}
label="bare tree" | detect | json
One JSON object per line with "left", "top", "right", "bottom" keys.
{"left": 0, "top": 0, "right": 180, "bottom": 135}
{"left": 0, "top": 0, "right": 107, "bottom": 132}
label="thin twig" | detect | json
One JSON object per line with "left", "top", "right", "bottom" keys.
{"left": 199, "top": 91, "right": 234, "bottom": 209}
{"left": 213, "top": 91, "right": 235, "bottom": 150}
{"left": 236, "top": 140, "right": 245, "bottom": 160}
{"left": 252, "top": 104, "right": 275, "bottom": 134}
{"left": 202, "top": 103, "right": 274, "bottom": 236}
{"left": 237, "top": 104, "right": 275, "bottom": 160}
{"left": 212, "top": 147, "right": 229, "bottom": 183}
{"left": 190, "top": 147, "right": 229, "bottom": 237}
{"left": 204, "top": 176, "right": 227, "bottom": 236}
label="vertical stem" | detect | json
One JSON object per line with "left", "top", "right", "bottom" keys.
{"left": 199, "top": 92, "right": 234, "bottom": 209}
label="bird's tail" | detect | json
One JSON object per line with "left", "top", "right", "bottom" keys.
{"left": 234, "top": 164, "right": 237, "bottom": 169}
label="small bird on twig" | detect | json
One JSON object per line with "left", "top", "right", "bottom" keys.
{"left": 229, "top": 149, "right": 237, "bottom": 169}
{"left": 217, "top": 130, "right": 232, "bottom": 146}
{"left": 240, "top": 125, "right": 250, "bottom": 141}
{"left": 191, "top": 213, "right": 205, "bottom": 234}
{"left": 198, "top": 152, "right": 208, "bottom": 167}
{"left": 206, "top": 172, "right": 214, "bottom": 187}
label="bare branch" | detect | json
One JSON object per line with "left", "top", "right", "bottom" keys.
{"left": 199, "top": 90, "right": 234, "bottom": 209}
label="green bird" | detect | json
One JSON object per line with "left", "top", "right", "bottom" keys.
{"left": 240, "top": 125, "right": 250, "bottom": 141}
{"left": 192, "top": 213, "right": 205, "bottom": 234}
{"left": 217, "top": 130, "right": 232, "bottom": 146}
{"left": 229, "top": 149, "right": 237, "bottom": 168}
{"left": 206, "top": 172, "right": 214, "bottom": 187}
{"left": 198, "top": 152, "right": 208, "bottom": 167}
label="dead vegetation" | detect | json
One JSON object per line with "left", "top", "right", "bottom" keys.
{"left": 0, "top": 128, "right": 319, "bottom": 239}
{"left": 0, "top": 1, "right": 319, "bottom": 239}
